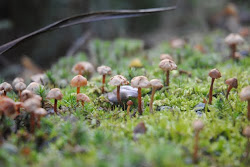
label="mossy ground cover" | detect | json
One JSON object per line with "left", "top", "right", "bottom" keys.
{"left": 1, "top": 32, "right": 250, "bottom": 167}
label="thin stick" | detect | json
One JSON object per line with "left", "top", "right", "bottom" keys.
{"left": 208, "top": 78, "right": 215, "bottom": 105}
{"left": 102, "top": 75, "right": 106, "bottom": 94}
{"left": 226, "top": 85, "right": 232, "bottom": 99}
{"left": 193, "top": 131, "right": 200, "bottom": 164}
{"left": 138, "top": 87, "right": 142, "bottom": 115}
{"left": 150, "top": 88, "right": 156, "bottom": 113}
{"left": 54, "top": 99, "right": 58, "bottom": 114}
{"left": 166, "top": 70, "right": 170, "bottom": 87}
{"left": 117, "top": 85, "right": 121, "bottom": 104}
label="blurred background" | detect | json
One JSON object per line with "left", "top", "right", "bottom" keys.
{"left": 0, "top": 0, "right": 250, "bottom": 79}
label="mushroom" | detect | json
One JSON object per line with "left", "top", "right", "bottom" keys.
{"left": 225, "top": 78, "right": 238, "bottom": 99}
{"left": 225, "top": 33, "right": 244, "bottom": 60}
{"left": 192, "top": 120, "right": 204, "bottom": 164}
{"left": 34, "top": 108, "right": 47, "bottom": 128}
{"left": 129, "top": 58, "right": 143, "bottom": 68}
{"left": 97, "top": 65, "right": 112, "bottom": 94}
{"left": 239, "top": 86, "right": 250, "bottom": 120}
{"left": 159, "top": 59, "right": 177, "bottom": 88}
{"left": 15, "top": 82, "right": 27, "bottom": 101}
{"left": 208, "top": 69, "right": 221, "bottom": 105}
{"left": 126, "top": 100, "right": 133, "bottom": 116}
{"left": 26, "top": 82, "right": 43, "bottom": 94}
{"left": 30, "top": 74, "right": 48, "bottom": 85}
{"left": 70, "top": 75, "right": 87, "bottom": 94}
{"left": 160, "top": 54, "right": 173, "bottom": 61}
{"left": 109, "top": 75, "right": 129, "bottom": 104}
{"left": 12, "top": 77, "right": 24, "bottom": 87}
{"left": 0, "top": 97, "right": 17, "bottom": 119}
{"left": 0, "top": 82, "right": 13, "bottom": 96}
{"left": 243, "top": 126, "right": 250, "bottom": 159}
{"left": 21, "top": 90, "right": 34, "bottom": 102}
{"left": 23, "top": 98, "right": 41, "bottom": 133}
{"left": 72, "top": 62, "right": 85, "bottom": 75}
{"left": 149, "top": 79, "right": 163, "bottom": 113}
{"left": 72, "top": 61, "right": 95, "bottom": 77}
{"left": 15, "top": 102, "right": 23, "bottom": 114}
{"left": 47, "top": 88, "right": 63, "bottom": 114}
{"left": 170, "top": 38, "right": 186, "bottom": 64}
{"left": 76, "top": 93, "right": 90, "bottom": 108}
{"left": 131, "top": 76, "right": 151, "bottom": 115}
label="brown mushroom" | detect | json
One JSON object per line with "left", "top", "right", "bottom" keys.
{"left": 159, "top": 59, "right": 177, "bottom": 88}
{"left": 72, "top": 61, "right": 95, "bottom": 77}
{"left": 243, "top": 126, "right": 250, "bottom": 159}
{"left": 109, "top": 75, "right": 129, "bottom": 104}
{"left": 0, "top": 82, "right": 13, "bottom": 96}
{"left": 225, "top": 78, "right": 238, "bottom": 99}
{"left": 71, "top": 75, "right": 87, "bottom": 94}
{"left": 0, "top": 97, "right": 17, "bottom": 119}
{"left": 34, "top": 108, "right": 47, "bottom": 128}
{"left": 160, "top": 54, "right": 173, "bottom": 61}
{"left": 26, "top": 82, "right": 43, "bottom": 94}
{"left": 15, "top": 82, "right": 27, "bottom": 101}
{"left": 131, "top": 76, "right": 151, "bottom": 115}
{"left": 97, "top": 65, "right": 112, "bottom": 94}
{"left": 12, "top": 77, "right": 24, "bottom": 87}
{"left": 225, "top": 33, "right": 244, "bottom": 60}
{"left": 149, "top": 79, "right": 163, "bottom": 113}
{"left": 15, "top": 102, "right": 23, "bottom": 114}
{"left": 239, "top": 86, "right": 250, "bottom": 120}
{"left": 208, "top": 69, "right": 221, "bottom": 105}
{"left": 21, "top": 90, "right": 34, "bottom": 102}
{"left": 76, "top": 93, "right": 90, "bottom": 108}
{"left": 126, "top": 100, "right": 133, "bottom": 116}
{"left": 192, "top": 120, "right": 204, "bottom": 164}
{"left": 47, "top": 88, "right": 63, "bottom": 114}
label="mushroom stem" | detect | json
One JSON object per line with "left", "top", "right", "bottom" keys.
{"left": 226, "top": 85, "right": 233, "bottom": 99}
{"left": 127, "top": 105, "right": 131, "bottom": 116}
{"left": 209, "top": 78, "right": 215, "bottom": 105}
{"left": 248, "top": 100, "right": 250, "bottom": 121}
{"left": 81, "top": 101, "right": 85, "bottom": 108}
{"left": 54, "top": 99, "right": 58, "bottom": 114}
{"left": 30, "top": 112, "right": 35, "bottom": 134}
{"left": 117, "top": 85, "right": 121, "bottom": 104}
{"left": 77, "top": 87, "right": 80, "bottom": 94}
{"left": 150, "top": 88, "right": 156, "bottom": 113}
{"left": 138, "top": 87, "right": 142, "bottom": 115}
{"left": 37, "top": 116, "right": 41, "bottom": 129}
{"left": 230, "top": 44, "right": 237, "bottom": 60}
{"left": 3, "top": 91, "right": 6, "bottom": 96}
{"left": 166, "top": 70, "right": 170, "bottom": 87}
{"left": 102, "top": 75, "right": 106, "bottom": 94}
{"left": 19, "top": 90, "right": 22, "bottom": 101}
{"left": 193, "top": 130, "right": 200, "bottom": 164}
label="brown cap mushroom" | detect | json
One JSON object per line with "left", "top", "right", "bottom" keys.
{"left": 72, "top": 62, "right": 85, "bottom": 75}
{"left": 26, "top": 82, "right": 43, "bottom": 93}
{"left": 0, "top": 82, "right": 13, "bottom": 96}
{"left": 149, "top": 79, "right": 163, "bottom": 113}
{"left": 193, "top": 120, "right": 204, "bottom": 131}
{"left": 15, "top": 82, "right": 27, "bottom": 91}
{"left": 30, "top": 74, "right": 48, "bottom": 85}
{"left": 209, "top": 69, "right": 221, "bottom": 79}
{"left": 35, "top": 108, "right": 47, "bottom": 116}
{"left": 131, "top": 76, "right": 150, "bottom": 115}
{"left": 21, "top": 90, "right": 34, "bottom": 102}
{"left": 160, "top": 54, "right": 174, "bottom": 61}
{"left": 76, "top": 93, "right": 90, "bottom": 108}
{"left": 47, "top": 88, "right": 63, "bottom": 114}
{"left": 0, "top": 97, "right": 17, "bottom": 119}
{"left": 97, "top": 65, "right": 112, "bottom": 75}
{"left": 71, "top": 75, "right": 87, "bottom": 94}
{"left": 240, "top": 86, "right": 250, "bottom": 101}
{"left": 72, "top": 61, "right": 95, "bottom": 76}
{"left": 225, "top": 33, "right": 244, "bottom": 45}
{"left": 12, "top": 77, "right": 24, "bottom": 87}
{"left": 159, "top": 59, "right": 177, "bottom": 72}
{"left": 243, "top": 126, "right": 250, "bottom": 138}
{"left": 225, "top": 78, "right": 238, "bottom": 99}
{"left": 23, "top": 98, "right": 41, "bottom": 112}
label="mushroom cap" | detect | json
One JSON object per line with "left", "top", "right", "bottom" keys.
{"left": 208, "top": 69, "right": 221, "bottom": 79}
{"left": 225, "top": 33, "right": 244, "bottom": 45}
{"left": 72, "top": 62, "right": 95, "bottom": 75}
{"left": 160, "top": 54, "right": 173, "bottom": 61}
{"left": 15, "top": 82, "right": 27, "bottom": 91}
{"left": 0, "top": 82, "right": 13, "bottom": 92}
{"left": 109, "top": 75, "right": 129, "bottom": 86}
{"left": 170, "top": 38, "right": 186, "bottom": 49}
{"left": 193, "top": 120, "right": 204, "bottom": 131}
{"left": 0, "top": 97, "right": 17, "bottom": 118}
{"left": 129, "top": 59, "right": 143, "bottom": 68}
{"left": 131, "top": 76, "right": 151, "bottom": 88}
{"left": 70, "top": 75, "right": 87, "bottom": 87}
{"left": 12, "top": 77, "right": 24, "bottom": 87}
{"left": 243, "top": 126, "right": 250, "bottom": 138}
{"left": 225, "top": 78, "right": 238, "bottom": 88}
{"left": 150, "top": 79, "right": 163, "bottom": 89}
{"left": 23, "top": 98, "right": 41, "bottom": 112}
{"left": 34, "top": 108, "right": 47, "bottom": 116}
{"left": 47, "top": 88, "right": 63, "bottom": 100}
{"left": 239, "top": 86, "right": 250, "bottom": 101}
{"left": 26, "top": 82, "right": 43, "bottom": 93}
{"left": 127, "top": 100, "right": 133, "bottom": 106}
{"left": 30, "top": 74, "right": 48, "bottom": 85}
{"left": 159, "top": 59, "right": 177, "bottom": 71}
{"left": 21, "top": 90, "right": 34, "bottom": 102}
{"left": 97, "top": 65, "right": 112, "bottom": 75}
{"left": 76, "top": 93, "right": 90, "bottom": 102}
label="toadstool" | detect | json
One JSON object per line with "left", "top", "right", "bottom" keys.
{"left": 15, "top": 82, "right": 27, "bottom": 101}
{"left": 225, "top": 33, "right": 244, "bottom": 60}
{"left": 72, "top": 61, "right": 95, "bottom": 77}
{"left": 239, "top": 86, "right": 250, "bottom": 120}
{"left": 71, "top": 75, "right": 87, "bottom": 94}
{"left": 26, "top": 82, "right": 43, "bottom": 94}
{"left": 131, "top": 76, "right": 151, "bottom": 115}
{"left": 21, "top": 90, "right": 34, "bottom": 102}
{"left": 97, "top": 65, "right": 112, "bottom": 94}
{"left": 225, "top": 78, "right": 238, "bottom": 99}
{"left": 76, "top": 93, "right": 90, "bottom": 108}
{"left": 0, "top": 97, "right": 17, "bottom": 119}
{"left": 160, "top": 54, "right": 173, "bottom": 61}
{"left": 159, "top": 59, "right": 177, "bottom": 88}
{"left": 109, "top": 75, "right": 129, "bottom": 104}
{"left": 126, "top": 100, "right": 133, "bottom": 116}
{"left": 149, "top": 79, "right": 163, "bottom": 113}
{"left": 47, "top": 88, "right": 63, "bottom": 114}
{"left": 0, "top": 82, "right": 13, "bottom": 96}
{"left": 192, "top": 120, "right": 204, "bottom": 164}
{"left": 208, "top": 69, "right": 221, "bottom": 105}
{"left": 34, "top": 108, "right": 47, "bottom": 128}
{"left": 12, "top": 77, "right": 24, "bottom": 87}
